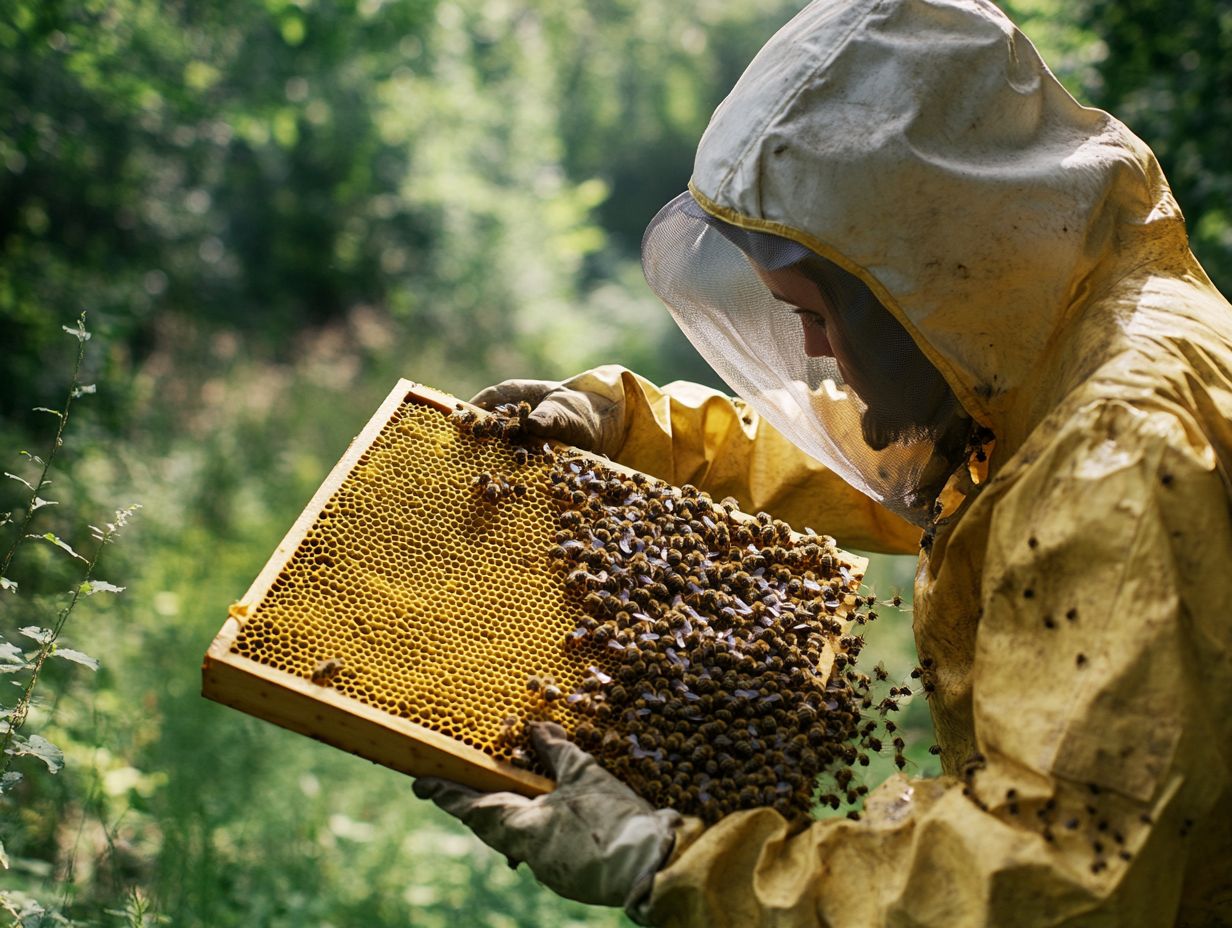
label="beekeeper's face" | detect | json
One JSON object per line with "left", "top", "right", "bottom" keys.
{"left": 750, "top": 263, "right": 875, "bottom": 406}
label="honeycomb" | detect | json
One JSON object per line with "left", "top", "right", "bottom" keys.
{"left": 220, "top": 382, "right": 891, "bottom": 822}
{"left": 229, "top": 393, "right": 609, "bottom": 771}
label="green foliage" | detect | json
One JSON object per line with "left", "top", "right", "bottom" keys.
{"left": 1072, "top": 0, "right": 1232, "bottom": 295}
{"left": 1, "top": 316, "right": 140, "bottom": 924}
{"left": 1, "top": 0, "right": 763, "bottom": 428}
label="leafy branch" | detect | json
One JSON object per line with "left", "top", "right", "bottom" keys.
{"left": 0, "top": 313, "right": 139, "bottom": 877}
{"left": 0, "top": 313, "right": 94, "bottom": 590}
{"left": 0, "top": 505, "right": 139, "bottom": 783}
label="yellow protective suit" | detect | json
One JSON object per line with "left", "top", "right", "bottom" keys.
{"left": 559, "top": 0, "right": 1232, "bottom": 924}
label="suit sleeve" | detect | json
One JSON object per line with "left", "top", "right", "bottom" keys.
{"left": 562, "top": 364, "right": 921, "bottom": 554}
{"left": 634, "top": 400, "right": 1231, "bottom": 927}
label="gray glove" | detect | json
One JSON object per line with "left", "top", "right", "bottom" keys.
{"left": 413, "top": 722, "right": 680, "bottom": 911}
{"left": 470, "top": 378, "right": 627, "bottom": 453}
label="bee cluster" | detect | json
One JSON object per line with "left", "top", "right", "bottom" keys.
{"left": 543, "top": 459, "right": 899, "bottom": 823}
{"left": 452, "top": 399, "right": 905, "bottom": 823}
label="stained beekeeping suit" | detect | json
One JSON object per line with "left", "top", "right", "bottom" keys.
{"left": 416, "top": 0, "right": 1232, "bottom": 924}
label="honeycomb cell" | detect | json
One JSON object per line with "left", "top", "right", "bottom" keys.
{"left": 231, "top": 395, "right": 612, "bottom": 773}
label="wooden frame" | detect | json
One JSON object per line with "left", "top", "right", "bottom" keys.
{"left": 202, "top": 379, "right": 868, "bottom": 798}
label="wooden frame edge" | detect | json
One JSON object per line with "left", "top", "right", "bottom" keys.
{"left": 202, "top": 649, "right": 553, "bottom": 796}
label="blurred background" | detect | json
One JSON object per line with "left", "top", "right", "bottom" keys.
{"left": 0, "top": 0, "right": 1227, "bottom": 923}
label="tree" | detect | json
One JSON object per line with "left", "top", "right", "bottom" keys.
{"left": 1077, "top": 0, "right": 1232, "bottom": 295}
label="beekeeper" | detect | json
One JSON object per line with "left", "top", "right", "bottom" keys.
{"left": 414, "top": 0, "right": 1232, "bottom": 923}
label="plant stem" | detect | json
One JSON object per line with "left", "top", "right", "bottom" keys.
{"left": 0, "top": 313, "right": 88, "bottom": 580}
{"left": 0, "top": 524, "right": 109, "bottom": 779}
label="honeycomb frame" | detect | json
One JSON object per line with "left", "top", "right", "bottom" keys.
{"left": 202, "top": 379, "right": 867, "bottom": 798}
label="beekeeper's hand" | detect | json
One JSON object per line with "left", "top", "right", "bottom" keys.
{"left": 413, "top": 722, "right": 680, "bottom": 913}
{"left": 470, "top": 374, "right": 628, "bottom": 453}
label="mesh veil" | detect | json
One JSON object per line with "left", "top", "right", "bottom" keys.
{"left": 641, "top": 192, "right": 972, "bottom": 527}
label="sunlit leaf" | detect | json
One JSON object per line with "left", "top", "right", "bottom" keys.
{"left": 18, "top": 626, "right": 53, "bottom": 645}
{"left": 81, "top": 579, "right": 125, "bottom": 595}
{"left": 0, "top": 771, "right": 21, "bottom": 795}
{"left": 62, "top": 318, "right": 91, "bottom": 341}
{"left": 30, "top": 497, "right": 57, "bottom": 511}
{"left": 4, "top": 472, "right": 34, "bottom": 491}
{"left": 0, "top": 577, "right": 16, "bottom": 593}
{"left": 0, "top": 836, "right": 7, "bottom": 870}
{"left": 0, "top": 640, "right": 22, "bottom": 663}
{"left": 18, "top": 451, "right": 44, "bottom": 465}
{"left": 31, "top": 407, "right": 62, "bottom": 418}
{"left": 89, "top": 505, "right": 141, "bottom": 543}
{"left": 51, "top": 647, "right": 99, "bottom": 671}
{"left": 6, "top": 734, "right": 64, "bottom": 773}
{"left": 72, "top": 383, "right": 97, "bottom": 398}
{"left": 28, "top": 532, "right": 86, "bottom": 562}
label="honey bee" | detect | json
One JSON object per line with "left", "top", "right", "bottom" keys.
{"left": 311, "top": 658, "right": 343, "bottom": 684}
{"left": 509, "top": 747, "right": 533, "bottom": 769}
{"left": 452, "top": 407, "right": 477, "bottom": 429}
{"left": 496, "top": 714, "right": 520, "bottom": 744}
{"left": 513, "top": 447, "right": 529, "bottom": 466}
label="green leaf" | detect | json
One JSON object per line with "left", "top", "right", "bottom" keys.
{"left": 0, "top": 771, "right": 21, "bottom": 795}
{"left": 81, "top": 579, "right": 125, "bottom": 595}
{"left": 18, "top": 626, "right": 53, "bottom": 645}
{"left": 6, "top": 734, "right": 64, "bottom": 773}
{"left": 29, "top": 532, "right": 86, "bottom": 562}
{"left": 51, "top": 647, "right": 99, "bottom": 671}
{"left": 31, "top": 407, "right": 62, "bottom": 418}
{"left": 18, "top": 451, "right": 45, "bottom": 465}
{"left": 0, "top": 577, "right": 16, "bottom": 593}
{"left": 4, "top": 472, "right": 34, "bottom": 491}
{"left": 0, "top": 836, "right": 7, "bottom": 870}
{"left": 71, "top": 383, "right": 97, "bottom": 398}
